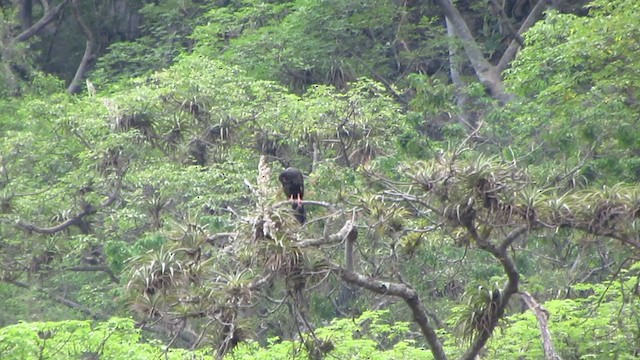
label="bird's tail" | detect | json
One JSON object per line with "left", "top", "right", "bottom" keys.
{"left": 292, "top": 203, "right": 305, "bottom": 224}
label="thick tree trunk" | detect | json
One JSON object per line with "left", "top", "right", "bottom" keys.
{"left": 434, "top": 0, "right": 509, "bottom": 102}
{"left": 446, "top": 18, "right": 478, "bottom": 128}
{"left": 18, "top": 0, "right": 33, "bottom": 30}
{"left": 437, "top": 0, "right": 549, "bottom": 102}
{"left": 497, "top": 0, "right": 549, "bottom": 72}
{"left": 67, "top": 40, "right": 94, "bottom": 94}
{"left": 67, "top": 0, "right": 95, "bottom": 94}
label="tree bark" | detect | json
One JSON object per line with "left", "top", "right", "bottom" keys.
{"left": 16, "top": 204, "right": 97, "bottom": 234}
{"left": 520, "top": 291, "right": 562, "bottom": 360}
{"left": 437, "top": 0, "right": 549, "bottom": 99}
{"left": 13, "top": 0, "right": 69, "bottom": 43}
{"left": 434, "top": 0, "right": 509, "bottom": 102}
{"left": 336, "top": 266, "right": 447, "bottom": 360}
{"left": 18, "top": 0, "right": 33, "bottom": 30}
{"left": 337, "top": 221, "right": 357, "bottom": 312}
{"left": 67, "top": 0, "right": 95, "bottom": 94}
{"left": 460, "top": 226, "right": 526, "bottom": 360}
{"left": 67, "top": 40, "right": 94, "bottom": 94}
{"left": 497, "top": 0, "right": 549, "bottom": 73}
{"left": 446, "top": 17, "right": 478, "bottom": 128}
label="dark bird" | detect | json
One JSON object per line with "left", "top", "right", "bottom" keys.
{"left": 279, "top": 167, "right": 305, "bottom": 223}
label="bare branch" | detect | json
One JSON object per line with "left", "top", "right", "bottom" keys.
{"left": 273, "top": 199, "right": 335, "bottom": 210}
{"left": 297, "top": 220, "right": 356, "bottom": 248}
{"left": 16, "top": 172, "right": 123, "bottom": 235}
{"left": 434, "top": 0, "right": 508, "bottom": 102}
{"left": 13, "top": 0, "right": 69, "bottom": 43}
{"left": 16, "top": 205, "right": 97, "bottom": 234}
{"left": 67, "top": 0, "right": 95, "bottom": 94}
{"left": 497, "top": 0, "right": 549, "bottom": 73}
{"left": 498, "top": 225, "right": 529, "bottom": 253}
{"left": 520, "top": 291, "right": 562, "bottom": 360}
{"left": 333, "top": 264, "right": 447, "bottom": 360}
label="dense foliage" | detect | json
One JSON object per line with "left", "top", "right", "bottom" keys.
{"left": 0, "top": 0, "right": 638, "bottom": 359}
{"left": 2, "top": 271, "right": 638, "bottom": 359}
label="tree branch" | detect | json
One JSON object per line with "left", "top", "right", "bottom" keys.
{"left": 13, "top": 0, "right": 69, "bottom": 43}
{"left": 16, "top": 171, "right": 123, "bottom": 235}
{"left": 434, "top": 0, "right": 508, "bottom": 102}
{"left": 296, "top": 220, "right": 356, "bottom": 248}
{"left": 65, "top": 266, "right": 119, "bottom": 284}
{"left": 498, "top": 225, "right": 529, "bottom": 253}
{"left": 497, "top": 0, "right": 549, "bottom": 73}
{"left": 67, "top": 0, "right": 95, "bottom": 94}
{"left": 336, "top": 220, "right": 358, "bottom": 311}
{"left": 333, "top": 265, "right": 447, "bottom": 360}
{"left": 520, "top": 291, "right": 562, "bottom": 360}
{"left": 461, "top": 226, "right": 521, "bottom": 360}
{"left": 3, "top": 277, "right": 105, "bottom": 319}
{"left": 273, "top": 199, "right": 335, "bottom": 210}
{"left": 16, "top": 204, "right": 97, "bottom": 234}
{"left": 573, "top": 225, "right": 640, "bottom": 250}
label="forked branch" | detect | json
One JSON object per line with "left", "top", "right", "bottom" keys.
{"left": 333, "top": 264, "right": 448, "bottom": 360}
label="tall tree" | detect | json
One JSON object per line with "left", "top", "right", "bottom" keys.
{"left": 435, "top": 0, "right": 548, "bottom": 102}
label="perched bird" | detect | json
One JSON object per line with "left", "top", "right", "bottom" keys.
{"left": 279, "top": 167, "right": 305, "bottom": 223}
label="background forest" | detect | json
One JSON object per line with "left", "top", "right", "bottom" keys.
{"left": 0, "top": 0, "right": 639, "bottom": 359}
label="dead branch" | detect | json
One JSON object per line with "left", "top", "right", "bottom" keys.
{"left": 273, "top": 199, "right": 335, "bottom": 210}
